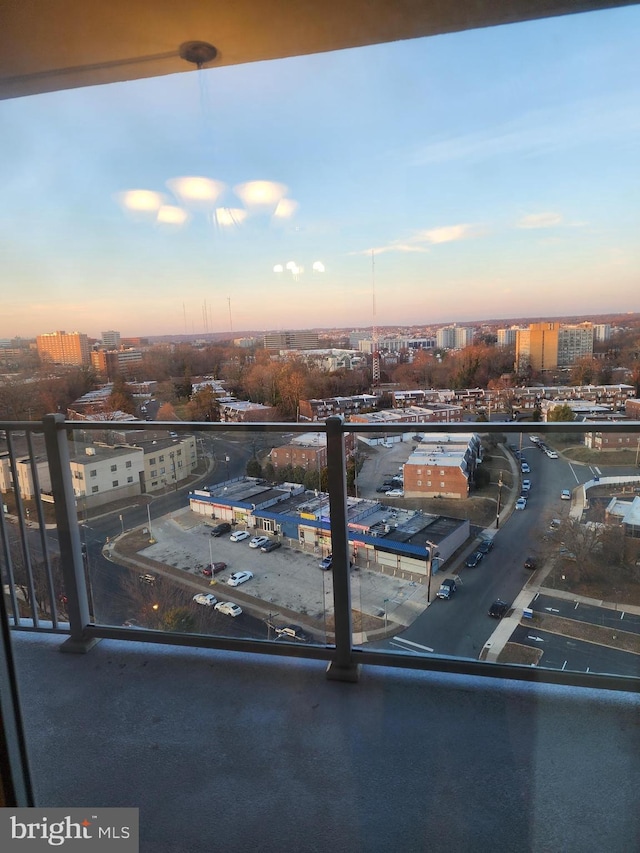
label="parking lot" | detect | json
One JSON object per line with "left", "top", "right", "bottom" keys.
{"left": 132, "top": 509, "right": 431, "bottom": 639}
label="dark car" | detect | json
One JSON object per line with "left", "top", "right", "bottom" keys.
{"left": 489, "top": 599, "right": 509, "bottom": 619}
{"left": 477, "top": 539, "right": 494, "bottom": 555}
{"left": 202, "top": 562, "right": 227, "bottom": 577}
{"left": 261, "top": 540, "right": 282, "bottom": 553}
{"left": 274, "top": 624, "right": 311, "bottom": 642}
{"left": 436, "top": 578, "right": 457, "bottom": 599}
{"left": 376, "top": 486, "right": 389, "bottom": 493}
{"left": 524, "top": 556, "right": 537, "bottom": 570}
{"left": 464, "top": 550, "right": 484, "bottom": 568}
{"left": 210, "top": 522, "right": 232, "bottom": 537}
{"left": 138, "top": 572, "right": 157, "bottom": 585}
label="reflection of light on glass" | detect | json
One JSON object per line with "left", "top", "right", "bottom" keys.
{"left": 312, "top": 261, "right": 326, "bottom": 273}
{"left": 157, "top": 205, "right": 189, "bottom": 226}
{"left": 166, "top": 176, "right": 226, "bottom": 209}
{"left": 285, "top": 261, "right": 297, "bottom": 271}
{"left": 274, "top": 198, "right": 298, "bottom": 219}
{"left": 215, "top": 208, "right": 248, "bottom": 227}
{"left": 273, "top": 264, "right": 284, "bottom": 273}
{"left": 234, "top": 180, "right": 287, "bottom": 211}
{"left": 116, "top": 190, "right": 164, "bottom": 220}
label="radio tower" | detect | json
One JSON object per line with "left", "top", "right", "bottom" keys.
{"left": 371, "top": 249, "right": 380, "bottom": 386}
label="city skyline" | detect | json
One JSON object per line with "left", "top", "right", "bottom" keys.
{"left": 1, "top": 6, "right": 639, "bottom": 339}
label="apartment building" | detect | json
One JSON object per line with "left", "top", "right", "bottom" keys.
{"left": 515, "top": 322, "right": 594, "bottom": 373}
{"left": 436, "top": 325, "right": 474, "bottom": 350}
{"left": 132, "top": 436, "right": 198, "bottom": 492}
{"left": 36, "top": 331, "right": 90, "bottom": 366}
{"left": 298, "top": 394, "right": 380, "bottom": 421}
{"left": 219, "top": 401, "right": 279, "bottom": 422}
{"left": 403, "top": 433, "right": 481, "bottom": 500}
{"left": 584, "top": 431, "right": 640, "bottom": 451}
{"left": 102, "top": 330, "right": 121, "bottom": 349}
{"left": 69, "top": 443, "right": 145, "bottom": 510}
{"left": 263, "top": 331, "right": 320, "bottom": 351}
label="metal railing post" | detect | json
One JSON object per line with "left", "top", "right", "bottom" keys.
{"left": 325, "top": 416, "right": 359, "bottom": 682}
{"left": 42, "top": 415, "right": 99, "bottom": 653}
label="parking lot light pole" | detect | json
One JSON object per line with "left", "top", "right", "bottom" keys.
{"left": 425, "top": 539, "right": 438, "bottom": 603}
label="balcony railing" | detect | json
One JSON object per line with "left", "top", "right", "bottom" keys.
{"left": 1, "top": 413, "right": 640, "bottom": 691}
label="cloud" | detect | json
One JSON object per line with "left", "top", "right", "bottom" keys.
{"left": 517, "top": 212, "right": 563, "bottom": 229}
{"left": 350, "top": 222, "right": 476, "bottom": 256}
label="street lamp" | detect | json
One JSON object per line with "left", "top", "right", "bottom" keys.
{"left": 496, "top": 471, "right": 503, "bottom": 529}
{"left": 146, "top": 504, "right": 155, "bottom": 544}
{"left": 383, "top": 598, "right": 389, "bottom": 631}
{"left": 425, "top": 540, "right": 439, "bottom": 603}
{"left": 225, "top": 455, "right": 230, "bottom": 481}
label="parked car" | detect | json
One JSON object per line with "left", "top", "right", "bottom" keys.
{"left": 227, "top": 571, "right": 253, "bottom": 587}
{"left": 521, "top": 462, "right": 530, "bottom": 474}
{"left": 230, "top": 530, "right": 250, "bottom": 542}
{"left": 193, "top": 593, "right": 217, "bottom": 606}
{"left": 275, "top": 624, "right": 311, "bottom": 642}
{"left": 385, "top": 489, "right": 404, "bottom": 497}
{"left": 249, "top": 535, "right": 270, "bottom": 549}
{"left": 464, "top": 550, "right": 484, "bottom": 568}
{"left": 522, "top": 479, "right": 531, "bottom": 491}
{"left": 202, "top": 562, "right": 227, "bottom": 577}
{"left": 319, "top": 555, "right": 333, "bottom": 570}
{"left": 515, "top": 497, "right": 527, "bottom": 510}
{"left": 489, "top": 599, "right": 509, "bottom": 618}
{"left": 138, "top": 573, "right": 157, "bottom": 585}
{"left": 210, "top": 522, "right": 231, "bottom": 537}
{"left": 529, "top": 435, "right": 540, "bottom": 444}
{"left": 561, "top": 489, "right": 571, "bottom": 500}
{"left": 437, "top": 578, "right": 457, "bottom": 599}
{"left": 524, "top": 556, "right": 537, "bottom": 570}
{"left": 477, "top": 539, "right": 494, "bottom": 555}
{"left": 214, "top": 601, "right": 242, "bottom": 617}
{"left": 261, "top": 541, "right": 281, "bottom": 553}
{"left": 546, "top": 450, "right": 559, "bottom": 459}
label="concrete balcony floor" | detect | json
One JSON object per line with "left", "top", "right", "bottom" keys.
{"left": 11, "top": 631, "right": 640, "bottom": 853}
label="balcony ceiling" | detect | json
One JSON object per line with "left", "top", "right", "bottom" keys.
{"left": 0, "top": 0, "right": 635, "bottom": 100}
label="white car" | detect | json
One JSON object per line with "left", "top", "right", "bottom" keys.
{"left": 227, "top": 571, "right": 253, "bottom": 587}
{"left": 521, "top": 463, "right": 530, "bottom": 473}
{"left": 230, "top": 530, "right": 250, "bottom": 542}
{"left": 214, "top": 601, "right": 243, "bottom": 617}
{"left": 385, "top": 489, "right": 404, "bottom": 497}
{"left": 529, "top": 435, "right": 539, "bottom": 444}
{"left": 546, "top": 450, "right": 558, "bottom": 459}
{"left": 249, "top": 535, "right": 270, "bottom": 549}
{"left": 193, "top": 593, "right": 217, "bottom": 606}
{"left": 522, "top": 479, "right": 531, "bottom": 491}
{"left": 515, "top": 497, "right": 527, "bottom": 510}
{"left": 561, "top": 489, "right": 571, "bottom": 500}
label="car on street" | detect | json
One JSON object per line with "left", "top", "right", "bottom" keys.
{"left": 249, "top": 535, "right": 270, "bottom": 549}
{"left": 561, "top": 489, "right": 571, "bottom": 500}
{"left": 546, "top": 450, "right": 558, "bottom": 459}
{"left": 464, "top": 550, "right": 484, "bottom": 568}
{"left": 437, "top": 578, "right": 457, "bottom": 599}
{"left": 319, "top": 555, "right": 333, "bottom": 570}
{"left": 477, "top": 539, "right": 494, "bottom": 555}
{"left": 193, "top": 593, "right": 217, "bottom": 606}
{"left": 376, "top": 485, "right": 389, "bottom": 493}
{"left": 261, "top": 540, "right": 282, "bottom": 553}
{"left": 230, "top": 530, "right": 250, "bottom": 542}
{"left": 515, "top": 497, "right": 527, "bottom": 510}
{"left": 210, "top": 522, "right": 232, "bottom": 537}
{"left": 202, "top": 562, "right": 227, "bottom": 577}
{"left": 488, "top": 599, "right": 509, "bottom": 618}
{"left": 524, "top": 556, "right": 537, "bottom": 570}
{"left": 138, "top": 573, "right": 157, "bottom": 585}
{"left": 521, "top": 462, "right": 530, "bottom": 473}
{"left": 522, "top": 479, "right": 531, "bottom": 491}
{"left": 227, "top": 571, "right": 253, "bottom": 587}
{"left": 214, "top": 601, "right": 242, "bottom": 617}
{"left": 274, "top": 624, "right": 311, "bottom": 642}
{"left": 385, "top": 489, "right": 404, "bottom": 497}
{"left": 529, "top": 435, "right": 539, "bottom": 444}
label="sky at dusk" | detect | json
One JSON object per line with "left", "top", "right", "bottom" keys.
{"left": 1, "top": 6, "right": 640, "bottom": 339}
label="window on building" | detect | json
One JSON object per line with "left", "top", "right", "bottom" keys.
{"left": 90, "top": 469, "right": 97, "bottom": 478}
{"left": 159, "top": 455, "right": 164, "bottom": 462}
{"left": 126, "top": 460, "right": 132, "bottom": 468}
{"left": 127, "top": 476, "right": 133, "bottom": 483}
{"left": 110, "top": 464, "right": 117, "bottom": 472}
{"left": 441, "top": 482, "right": 445, "bottom": 488}
{"left": 112, "top": 480, "right": 119, "bottom": 487}
{"left": 150, "top": 457, "right": 156, "bottom": 465}
{"left": 92, "top": 486, "right": 99, "bottom": 494}
{"left": 417, "top": 480, "right": 422, "bottom": 486}
{"left": 151, "top": 481, "right": 158, "bottom": 487}
{"left": 177, "top": 449, "right": 182, "bottom": 456}
{"left": 160, "top": 467, "right": 165, "bottom": 475}
{"left": 151, "top": 470, "right": 157, "bottom": 477}
{"left": 177, "top": 461, "right": 183, "bottom": 468}
{"left": 427, "top": 481, "right": 431, "bottom": 486}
